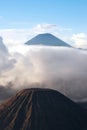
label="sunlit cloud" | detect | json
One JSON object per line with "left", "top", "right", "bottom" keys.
{"left": 0, "top": 42, "right": 87, "bottom": 102}
{"left": 72, "top": 33, "right": 87, "bottom": 48}
{"left": 32, "top": 23, "right": 57, "bottom": 33}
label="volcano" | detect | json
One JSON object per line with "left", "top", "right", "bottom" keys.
{"left": 25, "top": 33, "right": 71, "bottom": 47}
{"left": 0, "top": 88, "right": 87, "bottom": 130}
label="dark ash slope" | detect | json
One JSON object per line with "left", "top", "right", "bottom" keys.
{"left": 0, "top": 88, "right": 87, "bottom": 130}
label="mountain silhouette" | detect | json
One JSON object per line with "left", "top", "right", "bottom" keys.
{"left": 25, "top": 33, "right": 71, "bottom": 47}
{"left": 0, "top": 88, "right": 87, "bottom": 130}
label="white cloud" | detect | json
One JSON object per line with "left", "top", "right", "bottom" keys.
{"left": 0, "top": 37, "right": 8, "bottom": 53}
{"left": 32, "top": 23, "right": 57, "bottom": 33}
{"left": 0, "top": 37, "right": 15, "bottom": 75}
{"left": 56, "top": 26, "right": 72, "bottom": 32}
{"left": 1, "top": 46, "right": 87, "bottom": 102}
{"left": 0, "top": 29, "right": 31, "bottom": 46}
{"left": 72, "top": 33, "right": 87, "bottom": 48}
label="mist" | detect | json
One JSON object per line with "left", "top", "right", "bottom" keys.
{"left": 0, "top": 38, "right": 87, "bottom": 102}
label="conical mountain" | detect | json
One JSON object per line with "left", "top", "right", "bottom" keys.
{"left": 0, "top": 88, "right": 87, "bottom": 130}
{"left": 25, "top": 33, "right": 71, "bottom": 47}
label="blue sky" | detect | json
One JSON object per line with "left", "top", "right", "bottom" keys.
{"left": 0, "top": 0, "right": 87, "bottom": 49}
{"left": 0, "top": 0, "right": 86, "bottom": 31}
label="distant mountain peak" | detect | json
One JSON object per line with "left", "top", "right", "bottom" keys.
{"left": 0, "top": 88, "right": 87, "bottom": 130}
{"left": 25, "top": 33, "right": 71, "bottom": 47}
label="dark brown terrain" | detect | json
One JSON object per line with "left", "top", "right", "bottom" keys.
{"left": 0, "top": 88, "right": 87, "bottom": 130}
